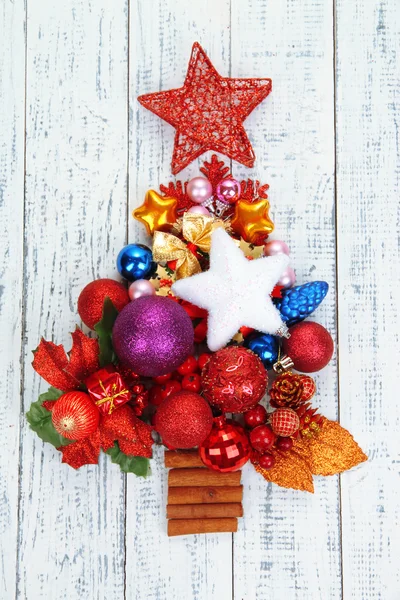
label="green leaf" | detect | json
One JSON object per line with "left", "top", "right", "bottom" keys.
{"left": 94, "top": 297, "right": 119, "bottom": 367}
{"left": 106, "top": 442, "right": 150, "bottom": 477}
{"left": 26, "top": 388, "right": 74, "bottom": 447}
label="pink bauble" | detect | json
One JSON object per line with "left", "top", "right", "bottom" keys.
{"left": 187, "top": 205, "right": 210, "bottom": 216}
{"left": 187, "top": 177, "right": 213, "bottom": 204}
{"left": 215, "top": 178, "right": 241, "bottom": 205}
{"left": 278, "top": 266, "right": 296, "bottom": 289}
{"left": 112, "top": 296, "right": 194, "bottom": 376}
{"left": 263, "top": 240, "right": 290, "bottom": 257}
{"left": 128, "top": 279, "right": 156, "bottom": 300}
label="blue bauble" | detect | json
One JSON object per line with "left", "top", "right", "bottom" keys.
{"left": 244, "top": 333, "right": 279, "bottom": 370}
{"left": 276, "top": 281, "right": 329, "bottom": 326}
{"left": 116, "top": 244, "right": 157, "bottom": 282}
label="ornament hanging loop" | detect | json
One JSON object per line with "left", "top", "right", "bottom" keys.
{"left": 273, "top": 354, "right": 295, "bottom": 374}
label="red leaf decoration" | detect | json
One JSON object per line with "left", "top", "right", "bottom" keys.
{"left": 32, "top": 339, "right": 79, "bottom": 391}
{"left": 100, "top": 405, "right": 153, "bottom": 458}
{"left": 32, "top": 329, "right": 100, "bottom": 391}
{"left": 59, "top": 430, "right": 101, "bottom": 469}
{"left": 68, "top": 328, "right": 100, "bottom": 380}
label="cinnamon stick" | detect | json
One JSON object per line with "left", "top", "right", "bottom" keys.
{"left": 168, "top": 485, "right": 243, "bottom": 505}
{"left": 168, "top": 518, "right": 238, "bottom": 537}
{"left": 165, "top": 450, "right": 204, "bottom": 469}
{"left": 167, "top": 503, "right": 243, "bottom": 519}
{"left": 169, "top": 468, "right": 241, "bottom": 488}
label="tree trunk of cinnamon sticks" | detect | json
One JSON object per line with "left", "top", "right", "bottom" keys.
{"left": 165, "top": 450, "right": 243, "bottom": 536}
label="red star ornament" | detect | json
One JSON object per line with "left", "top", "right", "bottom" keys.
{"left": 138, "top": 42, "right": 272, "bottom": 174}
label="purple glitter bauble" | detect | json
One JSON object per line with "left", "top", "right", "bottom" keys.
{"left": 112, "top": 296, "right": 194, "bottom": 377}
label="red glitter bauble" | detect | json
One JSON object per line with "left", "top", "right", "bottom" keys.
{"left": 201, "top": 346, "right": 268, "bottom": 414}
{"left": 270, "top": 408, "right": 300, "bottom": 437}
{"left": 199, "top": 416, "right": 251, "bottom": 472}
{"left": 78, "top": 279, "right": 129, "bottom": 329}
{"left": 283, "top": 322, "right": 334, "bottom": 373}
{"left": 154, "top": 391, "right": 213, "bottom": 449}
{"left": 52, "top": 392, "right": 100, "bottom": 440}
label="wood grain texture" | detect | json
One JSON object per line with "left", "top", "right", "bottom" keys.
{"left": 0, "top": 0, "right": 25, "bottom": 597}
{"left": 126, "top": 2, "right": 233, "bottom": 599}
{"left": 17, "top": 1, "right": 128, "bottom": 598}
{"left": 335, "top": 0, "right": 400, "bottom": 598}
{"left": 230, "top": 1, "right": 342, "bottom": 598}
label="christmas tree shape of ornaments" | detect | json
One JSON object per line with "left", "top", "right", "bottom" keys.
{"left": 27, "top": 42, "right": 367, "bottom": 537}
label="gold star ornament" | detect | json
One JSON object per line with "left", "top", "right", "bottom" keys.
{"left": 133, "top": 190, "right": 178, "bottom": 236}
{"left": 231, "top": 198, "right": 274, "bottom": 245}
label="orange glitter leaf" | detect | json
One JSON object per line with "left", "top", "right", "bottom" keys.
{"left": 253, "top": 449, "right": 314, "bottom": 493}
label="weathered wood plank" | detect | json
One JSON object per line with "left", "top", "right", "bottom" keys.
{"left": 230, "top": 1, "right": 341, "bottom": 598}
{"left": 17, "top": 1, "right": 128, "bottom": 598}
{"left": 0, "top": 0, "right": 25, "bottom": 596}
{"left": 335, "top": 0, "right": 400, "bottom": 597}
{"left": 127, "top": 2, "right": 234, "bottom": 599}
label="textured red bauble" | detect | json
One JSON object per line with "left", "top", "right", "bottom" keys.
{"left": 258, "top": 453, "right": 276, "bottom": 470}
{"left": 199, "top": 416, "right": 251, "bottom": 472}
{"left": 276, "top": 437, "right": 294, "bottom": 451}
{"left": 282, "top": 321, "right": 334, "bottom": 373}
{"left": 249, "top": 425, "right": 276, "bottom": 453}
{"left": 52, "top": 391, "right": 100, "bottom": 440}
{"left": 201, "top": 346, "right": 268, "bottom": 413}
{"left": 299, "top": 375, "right": 316, "bottom": 401}
{"left": 271, "top": 408, "right": 300, "bottom": 437}
{"left": 244, "top": 405, "right": 268, "bottom": 429}
{"left": 78, "top": 279, "right": 129, "bottom": 329}
{"left": 154, "top": 391, "right": 213, "bottom": 449}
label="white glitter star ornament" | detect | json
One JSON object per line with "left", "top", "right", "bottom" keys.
{"left": 171, "top": 228, "right": 290, "bottom": 351}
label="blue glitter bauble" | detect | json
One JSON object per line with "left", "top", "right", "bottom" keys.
{"left": 276, "top": 281, "right": 329, "bottom": 326}
{"left": 244, "top": 333, "right": 279, "bottom": 370}
{"left": 116, "top": 244, "right": 156, "bottom": 282}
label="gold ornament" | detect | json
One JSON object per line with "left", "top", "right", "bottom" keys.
{"left": 153, "top": 212, "right": 225, "bottom": 279}
{"left": 133, "top": 190, "right": 178, "bottom": 236}
{"left": 231, "top": 198, "right": 274, "bottom": 244}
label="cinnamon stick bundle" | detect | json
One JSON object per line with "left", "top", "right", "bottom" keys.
{"left": 168, "top": 518, "right": 238, "bottom": 537}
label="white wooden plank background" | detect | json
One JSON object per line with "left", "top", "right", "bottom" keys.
{"left": 0, "top": 0, "right": 399, "bottom": 598}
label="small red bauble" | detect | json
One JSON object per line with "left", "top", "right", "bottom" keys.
{"left": 160, "top": 380, "right": 182, "bottom": 400}
{"left": 177, "top": 355, "right": 198, "bottom": 375}
{"left": 154, "top": 373, "right": 172, "bottom": 384}
{"left": 154, "top": 391, "right": 213, "bottom": 449}
{"left": 78, "top": 278, "right": 129, "bottom": 329}
{"left": 199, "top": 416, "right": 251, "bottom": 472}
{"left": 299, "top": 375, "right": 316, "bottom": 401}
{"left": 181, "top": 373, "right": 202, "bottom": 393}
{"left": 52, "top": 391, "right": 99, "bottom": 440}
{"left": 283, "top": 321, "right": 334, "bottom": 373}
{"left": 258, "top": 453, "right": 276, "bottom": 470}
{"left": 244, "top": 405, "right": 268, "bottom": 429}
{"left": 198, "top": 353, "right": 211, "bottom": 370}
{"left": 249, "top": 425, "right": 276, "bottom": 453}
{"left": 271, "top": 408, "right": 300, "bottom": 437}
{"left": 201, "top": 346, "right": 268, "bottom": 413}
{"left": 149, "top": 385, "right": 164, "bottom": 406}
{"left": 276, "top": 436, "right": 294, "bottom": 451}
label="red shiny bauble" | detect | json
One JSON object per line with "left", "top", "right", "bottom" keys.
{"left": 198, "top": 353, "right": 212, "bottom": 370}
{"left": 201, "top": 346, "right": 268, "bottom": 413}
{"left": 299, "top": 374, "right": 316, "bottom": 401}
{"left": 250, "top": 425, "right": 276, "bottom": 453}
{"left": 276, "top": 436, "right": 294, "bottom": 451}
{"left": 282, "top": 321, "right": 334, "bottom": 373}
{"left": 271, "top": 408, "right": 300, "bottom": 437}
{"left": 181, "top": 373, "right": 202, "bottom": 393}
{"left": 244, "top": 405, "right": 268, "bottom": 429}
{"left": 160, "top": 380, "right": 181, "bottom": 400}
{"left": 258, "top": 453, "right": 276, "bottom": 470}
{"left": 52, "top": 391, "right": 100, "bottom": 440}
{"left": 78, "top": 279, "right": 129, "bottom": 329}
{"left": 177, "top": 355, "right": 198, "bottom": 375}
{"left": 199, "top": 416, "right": 251, "bottom": 472}
{"left": 154, "top": 391, "right": 213, "bottom": 449}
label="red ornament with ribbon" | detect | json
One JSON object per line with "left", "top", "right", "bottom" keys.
{"left": 86, "top": 366, "right": 131, "bottom": 416}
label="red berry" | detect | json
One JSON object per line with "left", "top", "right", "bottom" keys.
{"left": 149, "top": 385, "right": 164, "bottom": 406}
{"left": 258, "top": 453, "right": 276, "bottom": 470}
{"left": 161, "top": 380, "right": 182, "bottom": 400}
{"left": 154, "top": 373, "right": 172, "bottom": 384}
{"left": 198, "top": 353, "right": 212, "bottom": 370}
{"left": 181, "top": 373, "right": 202, "bottom": 393}
{"left": 244, "top": 405, "right": 268, "bottom": 429}
{"left": 177, "top": 356, "right": 198, "bottom": 375}
{"left": 276, "top": 437, "right": 294, "bottom": 451}
{"left": 249, "top": 425, "right": 276, "bottom": 453}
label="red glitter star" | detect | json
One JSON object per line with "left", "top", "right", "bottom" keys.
{"left": 138, "top": 42, "right": 272, "bottom": 174}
